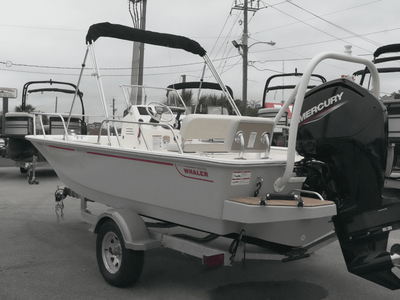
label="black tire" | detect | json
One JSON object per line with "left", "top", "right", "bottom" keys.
{"left": 96, "top": 220, "right": 144, "bottom": 287}
{"left": 20, "top": 167, "right": 28, "bottom": 174}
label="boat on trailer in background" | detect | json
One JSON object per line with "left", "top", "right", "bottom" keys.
{"left": 4, "top": 80, "right": 87, "bottom": 183}
{"left": 258, "top": 71, "right": 326, "bottom": 147}
{"left": 26, "top": 23, "right": 400, "bottom": 289}
{"left": 166, "top": 81, "right": 235, "bottom": 115}
{"left": 353, "top": 43, "right": 400, "bottom": 172}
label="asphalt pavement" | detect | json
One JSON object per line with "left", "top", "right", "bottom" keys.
{"left": 1, "top": 158, "right": 400, "bottom": 300}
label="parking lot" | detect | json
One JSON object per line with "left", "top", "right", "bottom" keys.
{"left": 1, "top": 159, "right": 400, "bottom": 299}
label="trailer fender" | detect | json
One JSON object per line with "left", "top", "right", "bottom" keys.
{"left": 94, "top": 208, "right": 161, "bottom": 251}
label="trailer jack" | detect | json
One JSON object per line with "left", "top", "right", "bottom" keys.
{"left": 26, "top": 155, "right": 39, "bottom": 185}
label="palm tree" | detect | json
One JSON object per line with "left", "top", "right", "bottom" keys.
{"left": 14, "top": 104, "right": 36, "bottom": 112}
{"left": 14, "top": 104, "right": 48, "bottom": 124}
{"left": 196, "top": 93, "right": 235, "bottom": 114}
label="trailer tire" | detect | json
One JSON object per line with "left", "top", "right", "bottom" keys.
{"left": 96, "top": 219, "right": 144, "bottom": 287}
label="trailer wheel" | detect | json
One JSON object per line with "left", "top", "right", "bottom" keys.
{"left": 96, "top": 220, "right": 144, "bottom": 287}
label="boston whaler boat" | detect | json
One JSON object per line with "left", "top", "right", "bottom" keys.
{"left": 26, "top": 23, "right": 400, "bottom": 289}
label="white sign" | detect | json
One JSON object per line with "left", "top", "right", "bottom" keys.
{"left": 0, "top": 87, "right": 17, "bottom": 98}
{"left": 231, "top": 170, "right": 251, "bottom": 185}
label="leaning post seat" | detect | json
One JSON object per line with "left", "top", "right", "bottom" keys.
{"left": 179, "top": 114, "right": 274, "bottom": 156}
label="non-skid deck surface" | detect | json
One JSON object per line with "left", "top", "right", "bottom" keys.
{"left": 228, "top": 196, "right": 335, "bottom": 207}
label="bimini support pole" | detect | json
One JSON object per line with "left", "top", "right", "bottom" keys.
{"left": 193, "top": 63, "right": 206, "bottom": 114}
{"left": 203, "top": 54, "right": 241, "bottom": 116}
{"left": 274, "top": 52, "right": 380, "bottom": 192}
{"left": 66, "top": 48, "right": 89, "bottom": 136}
{"left": 89, "top": 42, "right": 109, "bottom": 119}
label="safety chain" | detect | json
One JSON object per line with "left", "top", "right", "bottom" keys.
{"left": 55, "top": 199, "right": 65, "bottom": 222}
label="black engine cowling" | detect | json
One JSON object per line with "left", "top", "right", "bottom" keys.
{"left": 297, "top": 78, "right": 388, "bottom": 214}
{"left": 296, "top": 78, "right": 400, "bottom": 289}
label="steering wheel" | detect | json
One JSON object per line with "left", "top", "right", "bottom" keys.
{"left": 145, "top": 102, "right": 174, "bottom": 123}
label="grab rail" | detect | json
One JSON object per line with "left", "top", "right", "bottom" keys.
{"left": 32, "top": 112, "right": 70, "bottom": 139}
{"left": 31, "top": 112, "right": 184, "bottom": 153}
{"left": 95, "top": 119, "right": 184, "bottom": 153}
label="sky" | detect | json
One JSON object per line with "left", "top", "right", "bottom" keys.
{"left": 1, "top": 0, "right": 400, "bottom": 118}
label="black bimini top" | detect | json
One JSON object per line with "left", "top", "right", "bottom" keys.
{"left": 85, "top": 22, "right": 206, "bottom": 57}
{"left": 373, "top": 44, "right": 400, "bottom": 58}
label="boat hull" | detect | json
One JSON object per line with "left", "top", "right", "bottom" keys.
{"left": 27, "top": 135, "right": 336, "bottom": 246}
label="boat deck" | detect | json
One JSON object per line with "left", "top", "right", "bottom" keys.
{"left": 229, "top": 196, "right": 334, "bottom": 207}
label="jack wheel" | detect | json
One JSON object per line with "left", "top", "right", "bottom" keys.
{"left": 96, "top": 220, "right": 144, "bottom": 287}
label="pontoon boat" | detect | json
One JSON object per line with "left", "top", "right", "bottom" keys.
{"left": 4, "top": 80, "right": 86, "bottom": 181}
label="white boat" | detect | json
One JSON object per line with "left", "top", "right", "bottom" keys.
{"left": 26, "top": 23, "right": 400, "bottom": 289}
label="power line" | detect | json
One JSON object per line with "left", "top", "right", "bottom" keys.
{"left": 286, "top": 1, "right": 381, "bottom": 47}
{"left": 254, "top": 0, "right": 382, "bottom": 36}
{"left": 258, "top": 0, "right": 388, "bottom": 56}
{"left": 2, "top": 24, "right": 399, "bottom": 78}
{"left": 0, "top": 23, "right": 85, "bottom": 32}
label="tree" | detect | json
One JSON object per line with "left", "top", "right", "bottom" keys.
{"left": 195, "top": 93, "right": 233, "bottom": 114}
{"left": 390, "top": 90, "right": 400, "bottom": 99}
{"left": 14, "top": 104, "right": 48, "bottom": 125}
{"left": 14, "top": 104, "right": 36, "bottom": 112}
{"left": 245, "top": 99, "right": 262, "bottom": 116}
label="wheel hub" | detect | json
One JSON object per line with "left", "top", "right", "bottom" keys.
{"left": 102, "top": 231, "right": 122, "bottom": 274}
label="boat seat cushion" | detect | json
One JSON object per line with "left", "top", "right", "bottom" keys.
{"left": 180, "top": 114, "right": 274, "bottom": 153}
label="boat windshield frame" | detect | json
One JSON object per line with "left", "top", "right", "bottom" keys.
{"left": 120, "top": 84, "right": 188, "bottom": 111}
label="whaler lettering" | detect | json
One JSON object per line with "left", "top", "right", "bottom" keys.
{"left": 300, "top": 92, "right": 344, "bottom": 123}
{"left": 184, "top": 168, "right": 209, "bottom": 177}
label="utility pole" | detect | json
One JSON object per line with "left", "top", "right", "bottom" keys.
{"left": 242, "top": 0, "right": 249, "bottom": 110}
{"left": 129, "top": 0, "right": 147, "bottom": 105}
{"left": 232, "top": 1, "right": 261, "bottom": 111}
{"left": 110, "top": 98, "right": 117, "bottom": 119}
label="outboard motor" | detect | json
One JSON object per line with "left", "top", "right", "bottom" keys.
{"left": 297, "top": 78, "right": 400, "bottom": 289}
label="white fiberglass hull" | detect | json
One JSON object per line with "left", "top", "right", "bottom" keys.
{"left": 27, "top": 135, "right": 336, "bottom": 247}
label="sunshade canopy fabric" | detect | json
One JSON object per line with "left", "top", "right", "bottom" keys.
{"left": 86, "top": 22, "right": 207, "bottom": 57}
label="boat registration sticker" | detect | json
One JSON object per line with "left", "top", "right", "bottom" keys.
{"left": 247, "top": 132, "right": 257, "bottom": 148}
{"left": 231, "top": 170, "right": 251, "bottom": 185}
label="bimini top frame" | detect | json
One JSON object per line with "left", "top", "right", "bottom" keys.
{"left": 76, "top": 22, "right": 240, "bottom": 117}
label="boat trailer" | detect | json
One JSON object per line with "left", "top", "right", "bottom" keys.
{"left": 55, "top": 186, "right": 400, "bottom": 288}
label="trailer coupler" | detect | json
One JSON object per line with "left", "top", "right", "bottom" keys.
{"left": 333, "top": 201, "right": 400, "bottom": 290}
{"left": 54, "top": 186, "right": 81, "bottom": 222}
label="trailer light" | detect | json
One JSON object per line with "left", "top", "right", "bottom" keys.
{"left": 203, "top": 253, "right": 224, "bottom": 268}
